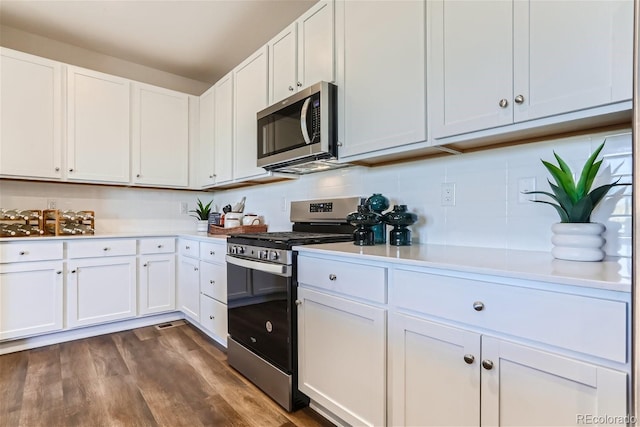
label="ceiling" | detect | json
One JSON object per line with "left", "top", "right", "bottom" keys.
{"left": 0, "top": 0, "right": 318, "bottom": 85}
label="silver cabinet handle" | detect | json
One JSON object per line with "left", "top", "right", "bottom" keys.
{"left": 463, "top": 354, "right": 475, "bottom": 364}
{"left": 295, "top": 300, "right": 302, "bottom": 306}
{"left": 288, "top": 86, "right": 294, "bottom": 91}
{"left": 329, "top": 274, "right": 337, "bottom": 281}
{"left": 209, "top": 174, "right": 214, "bottom": 178}
{"left": 209, "top": 315, "right": 214, "bottom": 320}
{"left": 55, "top": 167, "right": 60, "bottom": 172}
{"left": 185, "top": 246, "right": 190, "bottom": 250}
{"left": 482, "top": 360, "right": 494, "bottom": 370}
{"left": 297, "top": 81, "right": 302, "bottom": 87}
{"left": 498, "top": 99, "right": 508, "bottom": 108}
{"left": 473, "top": 301, "right": 484, "bottom": 311}
{"left": 210, "top": 251, "right": 215, "bottom": 255}
{"left": 210, "top": 280, "right": 215, "bottom": 284}
{"left": 514, "top": 94, "right": 525, "bottom": 104}
{"left": 194, "top": 267, "right": 199, "bottom": 272}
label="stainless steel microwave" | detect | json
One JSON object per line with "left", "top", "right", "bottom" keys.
{"left": 257, "top": 81, "right": 339, "bottom": 173}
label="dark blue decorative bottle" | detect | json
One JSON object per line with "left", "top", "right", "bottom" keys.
{"left": 365, "top": 193, "right": 389, "bottom": 244}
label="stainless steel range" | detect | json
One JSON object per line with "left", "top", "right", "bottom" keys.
{"left": 225, "top": 197, "right": 361, "bottom": 411}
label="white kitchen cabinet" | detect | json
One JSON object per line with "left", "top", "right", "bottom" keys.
{"left": 67, "top": 255, "right": 137, "bottom": 328}
{"left": 213, "top": 72, "right": 234, "bottom": 185}
{"left": 334, "top": 0, "right": 426, "bottom": 159}
{"left": 233, "top": 46, "right": 269, "bottom": 181}
{"left": 0, "top": 48, "right": 62, "bottom": 180}
{"left": 0, "top": 261, "right": 64, "bottom": 340}
{"left": 198, "top": 85, "right": 216, "bottom": 188}
{"left": 430, "top": 0, "right": 633, "bottom": 139}
{"left": 139, "top": 254, "right": 176, "bottom": 316}
{"left": 66, "top": 66, "right": 130, "bottom": 183}
{"left": 199, "top": 294, "right": 228, "bottom": 346}
{"left": 132, "top": 83, "right": 190, "bottom": 187}
{"left": 268, "top": 0, "right": 334, "bottom": 104}
{"left": 198, "top": 240, "right": 227, "bottom": 345}
{"left": 178, "top": 239, "right": 200, "bottom": 321}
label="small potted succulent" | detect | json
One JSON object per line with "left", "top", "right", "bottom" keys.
{"left": 524, "top": 141, "right": 628, "bottom": 261}
{"left": 190, "top": 198, "right": 214, "bottom": 232}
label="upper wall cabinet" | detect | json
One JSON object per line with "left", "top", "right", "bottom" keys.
{"left": 335, "top": 0, "right": 427, "bottom": 159}
{"left": 213, "top": 72, "right": 235, "bottom": 185}
{"left": 0, "top": 48, "right": 63, "bottom": 180}
{"left": 430, "top": 0, "right": 633, "bottom": 139}
{"left": 269, "top": 0, "right": 335, "bottom": 104}
{"left": 198, "top": 85, "right": 215, "bottom": 188}
{"left": 67, "top": 66, "right": 130, "bottom": 184}
{"left": 233, "top": 46, "right": 269, "bottom": 181}
{"left": 132, "top": 83, "right": 190, "bottom": 187}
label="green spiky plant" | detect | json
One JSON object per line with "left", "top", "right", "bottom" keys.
{"left": 524, "top": 142, "right": 628, "bottom": 223}
{"left": 189, "top": 198, "right": 213, "bottom": 220}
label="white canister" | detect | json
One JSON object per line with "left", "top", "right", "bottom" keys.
{"left": 242, "top": 214, "right": 261, "bottom": 226}
{"left": 224, "top": 212, "right": 243, "bottom": 229}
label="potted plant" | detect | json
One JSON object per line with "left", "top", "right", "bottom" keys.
{"left": 524, "top": 141, "right": 628, "bottom": 261}
{"left": 190, "top": 198, "right": 214, "bottom": 232}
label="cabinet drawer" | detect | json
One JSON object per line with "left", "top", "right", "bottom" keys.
{"left": 200, "top": 294, "right": 228, "bottom": 345}
{"left": 200, "top": 260, "right": 227, "bottom": 302}
{"left": 178, "top": 239, "right": 199, "bottom": 258}
{"left": 393, "top": 269, "right": 627, "bottom": 363}
{"left": 200, "top": 241, "right": 226, "bottom": 264}
{"left": 0, "top": 241, "right": 63, "bottom": 263}
{"left": 139, "top": 237, "right": 175, "bottom": 254}
{"left": 298, "top": 255, "right": 387, "bottom": 304}
{"left": 67, "top": 239, "right": 136, "bottom": 259}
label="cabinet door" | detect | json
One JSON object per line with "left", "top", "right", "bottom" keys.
{"left": 200, "top": 294, "right": 228, "bottom": 346}
{"left": 213, "top": 72, "right": 234, "bottom": 185}
{"left": 297, "top": 0, "right": 335, "bottom": 89}
{"left": 132, "top": 84, "right": 189, "bottom": 187}
{"left": 512, "top": 0, "right": 633, "bottom": 122}
{"left": 67, "top": 256, "right": 137, "bottom": 328}
{"left": 139, "top": 254, "right": 176, "bottom": 315}
{"left": 178, "top": 255, "right": 200, "bottom": 320}
{"left": 0, "top": 261, "right": 63, "bottom": 340}
{"left": 481, "top": 336, "right": 628, "bottom": 426}
{"left": 0, "top": 48, "right": 62, "bottom": 179}
{"left": 430, "top": 0, "right": 513, "bottom": 138}
{"left": 269, "top": 23, "right": 297, "bottom": 104}
{"left": 199, "top": 260, "right": 226, "bottom": 303}
{"left": 390, "top": 313, "right": 480, "bottom": 427}
{"left": 198, "top": 85, "right": 216, "bottom": 187}
{"left": 335, "top": 0, "right": 426, "bottom": 157}
{"left": 67, "top": 66, "right": 130, "bottom": 183}
{"left": 233, "top": 47, "right": 268, "bottom": 180}
{"left": 298, "top": 287, "right": 386, "bottom": 427}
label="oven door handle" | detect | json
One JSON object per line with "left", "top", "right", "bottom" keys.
{"left": 226, "top": 255, "right": 292, "bottom": 278}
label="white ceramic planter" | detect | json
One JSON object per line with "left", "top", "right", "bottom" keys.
{"left": 551, "top": 222, "right": 606, "bottom": 262}
{"left": 196, "top": 220, "right": 208, "bottom": 232}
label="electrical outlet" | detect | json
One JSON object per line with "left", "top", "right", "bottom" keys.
{"left": 47, "top": 199, "right": 57, "bottom": 210}
{"left": 441, "top": 183, "right": 456, "bottom": 206}
{"left": 180, "top": 202, "right": 188, "bottom": 215}
{"left": 518, "top": 177, "right": 536, "bottom": 203}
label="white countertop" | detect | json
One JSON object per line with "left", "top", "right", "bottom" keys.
{"left": 293, "top": 242, "right": 632, "bottom": 293}
{"left": 0, "top": 230, "right": 228, "bottom": 243}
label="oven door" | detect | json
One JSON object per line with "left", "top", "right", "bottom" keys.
{"left": 226, "top": 255, "right": 293, "bottom": 373}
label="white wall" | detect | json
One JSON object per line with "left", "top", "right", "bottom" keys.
{"left": 0, "top": 129, "right": 632, "bottom": 259}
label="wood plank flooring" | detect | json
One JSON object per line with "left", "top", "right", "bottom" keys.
{"left": 0, "top": 323, "right": 334, "bottom": 427}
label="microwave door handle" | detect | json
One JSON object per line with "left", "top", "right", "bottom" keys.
{"left": 300, "top": 97, "right": 312, "bottom": 145}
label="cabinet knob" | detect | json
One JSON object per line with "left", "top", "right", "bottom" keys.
{"left": 210, "top": 280, "right": 215, "bottom": 284}
{"left": 157, "top": 244, "right": 163, "bottom": 249}
{"left": 209, "top": 315, "right": 214, "bottom": 320}
{"left": 103, "top": 247, "right": 110, "bottom": 252}
{"left": 297, "top": 81, "right": 302, "bottom": 87}
{"left": 482, "top": 360, "right": 494, "bottom": 370}
{"left": 185, "top": 246, "right": 190, "bottom": 250}
{"left": 210, "top": 251, "right": 215, "bottom": 255}
{"left": 69, "top": 168, "right": 74, "bottom": 172}
{"left": 514, "top": 94, "right": 525, "bottom": 104}
{"left": 498, "top": 99, "right": 508, "bottom": 108}
{"left": 143, "top": 263, "right": 148, "bottom": 267}
{"left": 136, "top": 174, "right": 141, "bottom": 178}
{"left": 295, "top": 300, "right": 302, "bottom": 306}
{"left": 209, "top": 175, "right": 214, "bottom": 179}
{"left": 55, "top": 167, "right": 60, "bottom": 172}
{"left": 337, "top": 142, "right": 343, "bottom": 147}
{"left": 194, "top": 267, "right": 199, "bottom": 271}
{"left": 56, "top": 271, "right": 62, "bottom": 275}
{"left": 463, "top": 354, "right": 475, "bottom": 364}
{"left": 71, "top": 269, "right": 77, "bottom": 274}
{"left": 473, "top": 301, "right": 485, "bottom": 311}
{"left": 288, "top": 86, "right": 294, "bottom": 91}
{"left": 19, "top": 251, "right": 27, "bottom": 256}
{"left": 329, "top": 274, "right": 337, "bottom": 281}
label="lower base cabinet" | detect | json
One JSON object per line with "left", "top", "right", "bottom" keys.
{"left": 199, "top": 294, "right": 227, "bottom": 346}
{"left": 297, "top": 287, "right": 386, "bottom": 427}
{"left": 67, "top": 256, "right": 137, "bottom": 328}
{"left": 139, "top": 254, "right": 175, "bottom": 315}
{"left": 178, "top": 255, "right": 200, "bottom": 321}
{"left": 0, "top": 261, "right": 64, "bottom": 340}
{"left": 390, "top": 313, "right": 628, "bottom": 427}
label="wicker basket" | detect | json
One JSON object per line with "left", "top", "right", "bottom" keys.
{"left": 208, "top": 224, "right": 268, "bottom": 235}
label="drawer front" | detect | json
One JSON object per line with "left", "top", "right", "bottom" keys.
{"left": 0, "top": 241, "right": 64, "bottom": 263}
{"left": 200, "top": 294, "right": 228, "bottom": 345}
{"left": 67, "top": 239, "right": 136, "bottom": 259}
{"left": 200, "top": 260, "right": 227, "bottom": 302}
{"left": 298, "top": 255, "right": 387, "bottom": 304}
{"left": 178, "top": 239, "right": 199, "bottom": 258}
{"left": 200, "top": 241, "right": 226, "bottom": 264}
{"left": 393, "top": 268, "right": 627, "bottom": 363}
{"left": 139, "top": 237, "right": 175, "bottom": 254}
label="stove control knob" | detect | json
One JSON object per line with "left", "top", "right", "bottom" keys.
{"left": 236, "top": 246, "right": 245, "bottom": 255}
{"left": 260, "top": 250, "right": 269, "bottom": 259}
{"left": 269, "top": 251, "right": 279, "bottom": 261}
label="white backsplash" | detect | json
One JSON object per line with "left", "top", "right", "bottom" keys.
{"left": 0, "top": 129, "right": 632, "bottom": 258}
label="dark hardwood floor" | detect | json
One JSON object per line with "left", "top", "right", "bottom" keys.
{"left": 0, "top": 323, "right": 334, "bottom": 427}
